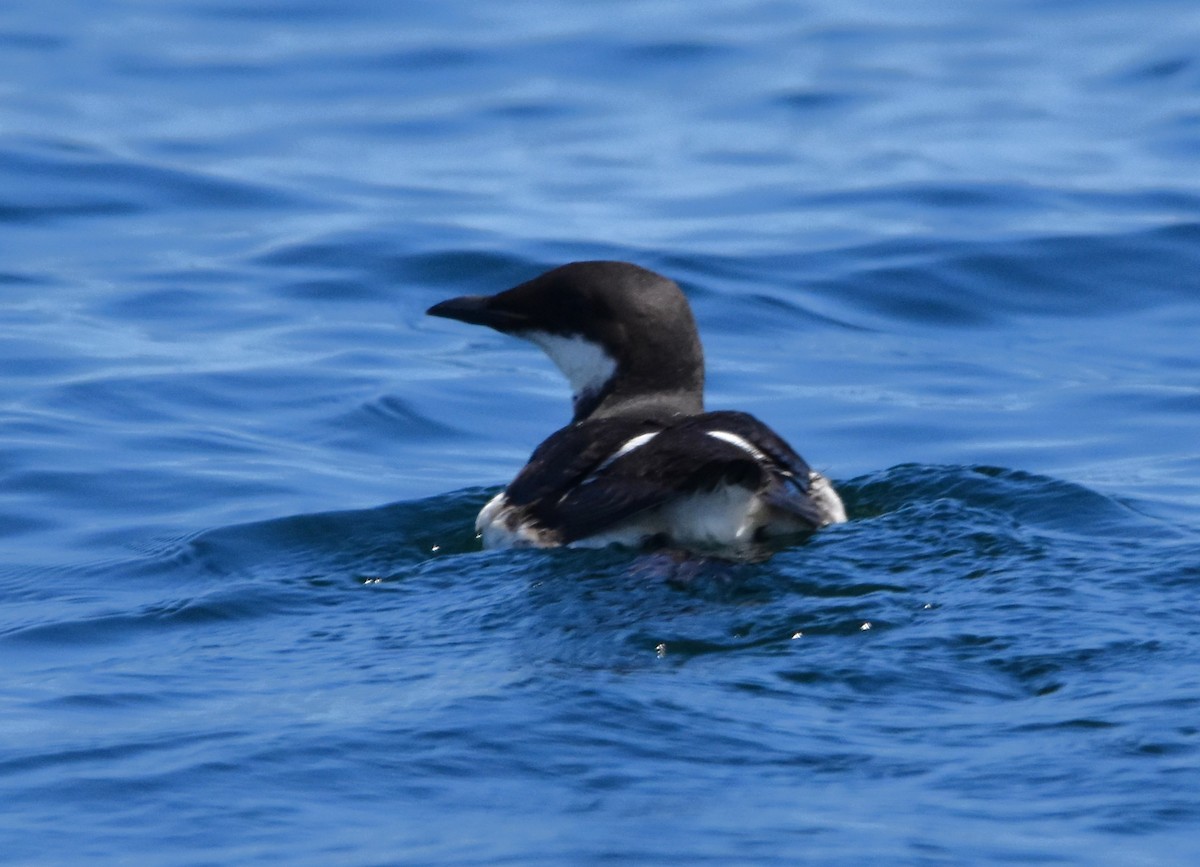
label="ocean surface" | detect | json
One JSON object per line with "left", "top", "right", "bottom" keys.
{"left": 3, "top": 1, "right": 1200, "bottom": 864}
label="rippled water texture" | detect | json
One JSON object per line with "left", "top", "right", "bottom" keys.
{"left": 2, "top": 1, "right": 1199, "bottom": 864}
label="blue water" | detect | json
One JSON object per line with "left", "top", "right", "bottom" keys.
{"left": 3, "top": 0, "right": 1200, "bottom": 863}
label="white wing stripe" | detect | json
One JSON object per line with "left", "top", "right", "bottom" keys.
{"left": 609, "top": 431, "right": 658, "bottom": 461}
{"left": 705, "top": 429, "right": 767, "bottom": 461}
{"left": 577, "top": 431, "right": 661, "bottom": 488}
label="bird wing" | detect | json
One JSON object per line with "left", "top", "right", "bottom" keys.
{"left": 552, "top": 411, "right": 829, "bottom": 540}
{"left": 549, "top": 423, "right": 764, "bottom": 542}
{"left": 689, "top": 411, "right": 828, "bottom": 528}
{"left": 502, "top": 416, "right": 661, "bottom": 510}
{"left": 501, "top": 410, "right": 825, "bottom": 543}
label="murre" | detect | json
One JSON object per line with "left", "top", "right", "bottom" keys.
{"left": 427, "top": 261, "right": 846, "bottom": 554}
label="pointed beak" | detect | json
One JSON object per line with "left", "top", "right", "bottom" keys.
{"left": 426, "top": 294, "right": 531, "bottom": 332}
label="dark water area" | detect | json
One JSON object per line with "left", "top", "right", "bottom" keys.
{"left": 3, "top": 1, "right": 1200, "bottom": 864}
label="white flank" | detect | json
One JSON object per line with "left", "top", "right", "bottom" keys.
{"left": 573, "top": 484, "right": 764, "bottom": 549}
{"left": 476, "top": 492, "right": 551, "bottom": 548}
{"left": 521, "top": 332, "right": 617, "bottom": 402}
{"left": 475, "top": 491, "right": 508, "bottom": 535}
{"left": 808, "top": 472, "right": 848, "bottom": 524}
{"left": 661, "top": 484, "right": 764, "bottom": 545}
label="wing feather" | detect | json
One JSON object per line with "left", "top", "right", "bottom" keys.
{"left": 500, "top": 410, "right": 825, "bottom": 544}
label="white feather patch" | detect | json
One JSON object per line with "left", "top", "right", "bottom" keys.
{"left": 521, "top": 332, "right": 616, "bottom": 402}
{"left": 476, "top": 492, "right": 553, "bottom": 548}
{"left": 705, "top": 430, "right": 768, "bottom": 462}
{"left": 808, "top": 472, "right": 848, "bottom": 524}
{"left": 586, "top": 431, "right": 659, "bottom": 479}
{"left": 571, "top": 484, "right": 764, "bottom": 549}
{"left": 610, "top": 431, "right": 658, "bottom": 460}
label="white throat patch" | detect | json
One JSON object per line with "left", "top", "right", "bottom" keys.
{"left": 521, "top": 332, "right": 616, "bottom": 402}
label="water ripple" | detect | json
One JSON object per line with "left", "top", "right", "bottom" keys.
{"left": 3, "top": 0, "right": 1200, "bottom": 861}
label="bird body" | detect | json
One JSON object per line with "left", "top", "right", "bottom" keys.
{"left": 427, "top": 261, "right": 845, "bottom": 553}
